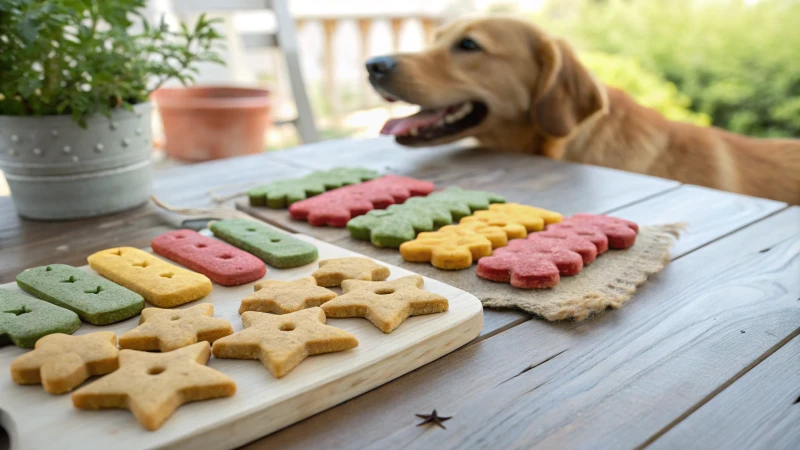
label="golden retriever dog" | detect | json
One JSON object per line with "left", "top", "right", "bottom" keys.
{"left": 366, "top": 16, "right": 800, "bottom": 204}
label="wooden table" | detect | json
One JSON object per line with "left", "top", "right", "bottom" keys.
{"left": 1, "top": 138, "right": 798, "bottom": 449}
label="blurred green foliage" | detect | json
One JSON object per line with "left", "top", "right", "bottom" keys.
{"left": 580, "top": 52, "right": 711, "bottom": 126}
{"left": 538, "top": 0, "right": 800, "bottom": 137}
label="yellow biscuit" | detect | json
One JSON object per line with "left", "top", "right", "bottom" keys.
{"left": 437, "top": 221, "right": 511, "bottom": 248}
{"left": 312, "top": 257, "right": 390, "bottom": 287}
{"left": 10, "top": 332, "right": 119, "bottom": 394}
{"left": 212, "top": 307, "right": 358, "bottom": 378}
{"left": 321, "top": 275, "right": 449, "bottom": 333}
{"left": 119, "top": 304, "right": 233, "bottom": 352}
{"left": 72, "top": 342, "right": 236, "bottom": 431}
{"left": 87, "top": 247, "right": 212, "bottom": 307}
{"left": 399, "top": 227, "right": 493, "bottom": 270}
{"left": 461, "top": 203, "right": 563, "bottom": 237}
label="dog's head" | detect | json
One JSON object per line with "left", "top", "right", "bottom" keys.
{"left": 368, "top": 16, "right": 608, "bottom": 147}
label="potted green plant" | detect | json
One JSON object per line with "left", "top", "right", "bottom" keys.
{"left": 0, "top": 0, "right": 224, "bottom": 220}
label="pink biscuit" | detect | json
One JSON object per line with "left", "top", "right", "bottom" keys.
{"left": 564, "top": 214, "right": 639, "bottom": 249}
{"left": 288, "top": 175, "right": 435, "bottom": 227}
{"left": 540, "top": 223, "right": 610, "bottom": 255}
{"left": 526, "top": 230, "right": 599, "bottom": 264}
{"left": 151, "top": 230, "right": 266, "bottom": 286}
{"left": 476, "top": 239, "right": 585, "bottom": 289}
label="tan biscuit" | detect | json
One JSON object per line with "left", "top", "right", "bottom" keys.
{"left": 118, "top": 304, "right": 233, "bottom": 352}
{"left": 72, "top": 342, "right": 236, "bottom": 431}
{"left": 311, "top": 257, "right": 391, "bottom": 287}
{"left": 212, "top": 307, "right": 358, "bottom": 378}
{"left": 321, "top": 275, "right": 449, "bottom": 333}
{"left": 10, "top": 331, "right": 119, "bottom": 394}
{"left": 242, "top": 277, "right": 337, "bottom": 314}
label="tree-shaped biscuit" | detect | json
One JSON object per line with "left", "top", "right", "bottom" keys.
{"left": 559, "top": 214, "right": 639, "bottom": 248}
{"left": 312, "top": 257, "right": 390, "bottom": 287}
{"left": 240, "top": 277, "right": 337, "bottom": 314}
{"left": 10, "top": 331, "right": 119, "bottom": 394}
{"left": 476, "top": 238, "right": 589, "bottom": 289}
{"left": 211, "top": 308, "right": 358, "bottom": 378}
{"left": 119, "top": 303, "right": 233, "bottom": 352}
{"left": 399, "top": 227, "right": 493, "bottom": 270}
{"left": 461, "top": 203, "right": 562, "bottom": 239}
{"left": 321, "top": 275, "right": 449, "bottom": 333}
{"left": 72, "top": 342, "right": 236, "bottom": 430}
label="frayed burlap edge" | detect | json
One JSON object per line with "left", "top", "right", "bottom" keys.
{"left": 480, "top": 224, "right": 684, "bottom": 321}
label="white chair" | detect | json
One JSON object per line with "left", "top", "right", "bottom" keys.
{"left": 167, "top": 0, "right": 319, "bottom": 144}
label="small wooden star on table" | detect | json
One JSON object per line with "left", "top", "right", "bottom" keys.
{"left": 416, "top": 409, "right": 452, "bottom": 429}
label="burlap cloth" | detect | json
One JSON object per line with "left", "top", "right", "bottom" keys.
{"left": 332, "top": 224, "right": 682, "bottom": 321}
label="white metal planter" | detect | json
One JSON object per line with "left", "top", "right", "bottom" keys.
{"left": 0, "top": 103, "right": 153, "bottom": 220}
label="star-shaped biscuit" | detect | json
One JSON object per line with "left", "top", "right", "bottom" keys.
{"left": 241, "top": 277, "right": 337, "bottom": 314}
{"left": 10, "top": 331, "right": 119, "bottom": 394}
{"left": 311, "top": 257, "right": 391, "bottom": 287}
{"left": 211, "top": 307, "right": 358, "bottom": 378}
{"left": 118, "top": 303, "right": 233, "bottom": 352}
{"left": 72, "top": 342, "right": 236, "bottom": 431}
{"left": 321, "top": 275, "right": 449, "bottom": 333}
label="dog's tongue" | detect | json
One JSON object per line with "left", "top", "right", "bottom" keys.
{"left": 380, "top": 109, "right": 446, "bottom": 136}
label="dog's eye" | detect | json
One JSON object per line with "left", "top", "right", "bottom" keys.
{"left": 455, "top": 38, "right": 481, "bottom": 52}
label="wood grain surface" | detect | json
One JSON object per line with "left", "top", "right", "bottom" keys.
{"left": 649, "top": 334, "right": 800, "bottom": 450}
{"left": 252, "top": 207, "right": 800, "bottom": 449}
{"left": 1, "top": 137, "right": 796, "bottom": 450}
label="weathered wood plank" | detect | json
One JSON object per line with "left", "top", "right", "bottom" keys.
{"left": 609, "top": 184, "right": 786, "bottom": 258}
{"left": 649, "top": 334, "right": 800, "bottom": 450}
{"left": 248, "top": 207, "right": 799, "bottom": 450}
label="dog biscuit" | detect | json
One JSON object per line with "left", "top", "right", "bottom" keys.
{"left": 322, "top": 275, "right": 449, "bottom": 333}
{"left": 289, "top": 175, "right": 435, "bottom": 226}
{"left": 10, "top": 331, "right": 119, "bottom": 394}
{"left": 152, "top": 230, "right": 266, "bottom": 286}
{"left": 119, "top": 303, "right": 233, "bottom": 352}
{"left": 346, "top": 187, "right": 506, "bottom": 247}
{"left": 1, "top": 288, "right": 81, "bottom": 348}
{"left": 554, "top": 213, "right": 639, "bottom": 249}
{"left": 248, "top": 167, "right": 378, "bottom": 207}
{"left": 476, "top": 238, "right": 588, "bottom": 288}
{"left": 460, "top": 203, "right": 563, "bottom": 238}
{"left": 16, "top": 264, "right": 144, "bottom": 325}
{"left": 212, "top": 308, "right": 358, "bottom": 378}
{"left": 210, "top": 219, "right": 318, "bottom": 268}
{"left": 72, "top": 342, "right": 236, "bottom": 431}
{"left": 242, "top": 277, "right": 337, "bottom": 314}
{"left": 87, "top": 247, "right": 212, "bottom": 308}
{"left": 312, "top": 257, "right": 391, "bottom": 287}
{"left": 400, "top": 227, "right": 494, "bottom": 270}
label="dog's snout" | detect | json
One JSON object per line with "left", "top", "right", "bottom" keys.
{"left": 366, "top": 56, "right": 397, "bottom": 77}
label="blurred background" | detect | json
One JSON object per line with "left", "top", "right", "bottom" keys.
{"left": 1, "top": 0, "right": 798, "bottom": 196}
{"left": 163, "top": 0, "right": 798, "bottom": 150}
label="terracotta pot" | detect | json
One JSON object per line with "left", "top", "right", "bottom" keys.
{"left": 152, "top": 86, "right": 271, "bottom": 161}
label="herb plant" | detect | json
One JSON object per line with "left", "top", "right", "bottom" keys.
{"left": 0, "top": 0, "right": 224, "bottom": 126}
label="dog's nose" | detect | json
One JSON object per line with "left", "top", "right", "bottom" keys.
{"left": 366, "top": 56, "right": 397, "bottom": 76}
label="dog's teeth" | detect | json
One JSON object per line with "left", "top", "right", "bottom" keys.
{"left": 463, "top": 102, "right": 473, "bottom": 113}
{"left": 445, "top": 114, "right": 457, "bottom": 124}
{"left": 409, "top": 128, "right": 419, "bottom": 136}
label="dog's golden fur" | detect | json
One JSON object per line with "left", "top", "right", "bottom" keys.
{"left": 376, "top": 17, "right": 800, "bottom": 203}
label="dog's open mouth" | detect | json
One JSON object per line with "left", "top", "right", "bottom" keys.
{"left": 380, "top": 101, "right": 488, "bottom": 144}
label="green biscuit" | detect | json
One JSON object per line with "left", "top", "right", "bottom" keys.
{"left": 248, "top": 167, "right": 379, "bottom": 208}
{"left": 347, "top": 187, "right": 506, "bottom": 248}
{"left": 1, "top": 288, "right": 81, "bottom": 348}
{"left": 210, "top": 219, "right": 319, "bottom": 268}
{"left": 16, "top": 264, "right": 145, "bottom": 325}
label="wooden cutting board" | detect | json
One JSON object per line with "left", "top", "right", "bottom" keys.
{"left": 0, "top": 234, "right": 483, "bottom": 450}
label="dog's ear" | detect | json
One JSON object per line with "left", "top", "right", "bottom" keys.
{"left": 532, "top": 39, "right": 608, "bottom": 138}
